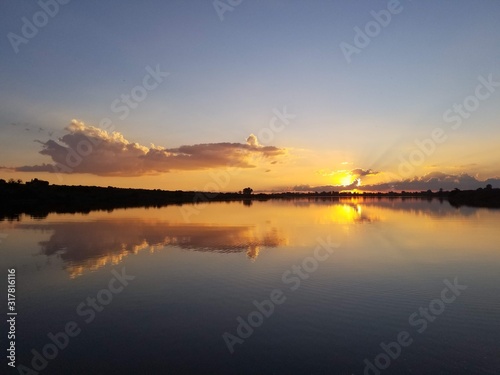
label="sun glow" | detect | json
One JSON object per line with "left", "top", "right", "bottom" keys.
{"left": 341, "top": 175, "right": 353, "bottom": 186}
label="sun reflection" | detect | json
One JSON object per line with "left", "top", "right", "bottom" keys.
{"left": 321, "top": 202, "right": 374, "bottom": 224}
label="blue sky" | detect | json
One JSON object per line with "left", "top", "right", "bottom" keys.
{"left": 1, "top": 0, "right": 499, "bottom": 191}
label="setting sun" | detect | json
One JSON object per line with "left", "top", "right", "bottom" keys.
{"left": 341, "top": 175, "right": 353, "bottom": 186}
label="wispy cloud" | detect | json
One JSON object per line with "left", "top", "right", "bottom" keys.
{"left": 351, "top": 168, "right": 379, "bottom": 177}
{"left": 317, "top": 168, "right": 379, "bottom": 178}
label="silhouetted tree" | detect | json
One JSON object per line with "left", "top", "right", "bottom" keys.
{"left": 486, "top": 184, "right": 493, "bottom": 190}
{"left": 27, "top": 178, "right": 49, "bottom": 187}
{"left": 242, "top": 187, "right": 253, "bottom": 195}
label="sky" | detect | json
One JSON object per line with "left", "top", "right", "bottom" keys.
{"left": 1, "top": 0, "right": 499, "bottom": 192}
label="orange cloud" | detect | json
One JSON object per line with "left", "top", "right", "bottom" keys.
{"left": 14, "top": 121, "right": 286, "bottom": 176}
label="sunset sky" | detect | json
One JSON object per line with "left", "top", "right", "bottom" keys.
{"left": 1, "top": 0, "right": 499, "bottom": 192}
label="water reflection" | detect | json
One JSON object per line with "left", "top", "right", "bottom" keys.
{"left": 19, "top": 220, "right": 285, "bottom": 278}
{"left": 7, "top": 198, "right": 495, "bottom": 279}
{"left": 2, "top": 199, "right": 500, "bottom": 375}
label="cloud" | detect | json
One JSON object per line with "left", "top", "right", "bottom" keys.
{"left": 246, "top": 133, "right": 259, "bottom": 147}
{"left": 292, "top": 172, "right": 500, "bottom": 193}
{"left": 359, "top": 172, "right": 500, "bottom": 192}
{"left": 301, "top": 167, "right": 379, "bottom": 191}
{"left": 293, "top": 179, "right": 360, "bottom": 192}
{"left": 351, "top": 168, "right": 379, "bottom": 177}
{"left": 14, "top": 121, "right": 286, "bottom": 176}
{"left": 317, "top": 168, "right": 379, "bottom": 178}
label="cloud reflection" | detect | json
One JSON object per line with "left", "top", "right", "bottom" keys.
{"left": 19, "top": 220, "right": 285, "bottom": 278}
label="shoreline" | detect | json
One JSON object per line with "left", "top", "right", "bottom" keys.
{"left": 0, "top": 180, "right": 500, "bottom": 220}
{"left": 1, "top": 180, "right": 499, "bottom": 219}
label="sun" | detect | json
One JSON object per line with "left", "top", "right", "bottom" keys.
{"left": 341, "top": 175, "right": 353, "bottom": 186}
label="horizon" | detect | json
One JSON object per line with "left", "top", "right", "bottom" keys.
{"left": 2, "top": 176, "right": 497, "bottom": 195}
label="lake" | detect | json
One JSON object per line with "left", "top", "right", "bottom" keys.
{"left": 2, "top": 198, "right": 500, "bottom": 374}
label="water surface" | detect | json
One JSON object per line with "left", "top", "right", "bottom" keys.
{"left": 1, "top": 198, "right": 499, "bottom": 374}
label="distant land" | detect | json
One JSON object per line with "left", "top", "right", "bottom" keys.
{"left": 1, "top": 178, "right": 499, "bottom": 220}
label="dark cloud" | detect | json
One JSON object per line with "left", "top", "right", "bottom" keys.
{"left": 293, "top": 172, "right": 499, "bottom": 193}
{"left": 359, "top": 172, "right": 500, "bottom": 192}
{"left": 14, "top": 121, "right": 285, "bottom": 176}
{"left": 351, "top": 168, "right": 379, "bottom": 177}
{"left": 293, "top": 179, "right": 360, "bottom": 192}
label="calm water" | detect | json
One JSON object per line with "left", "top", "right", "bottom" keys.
{"left": 1, "top": 198, "right": 500, "bottom": 374}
